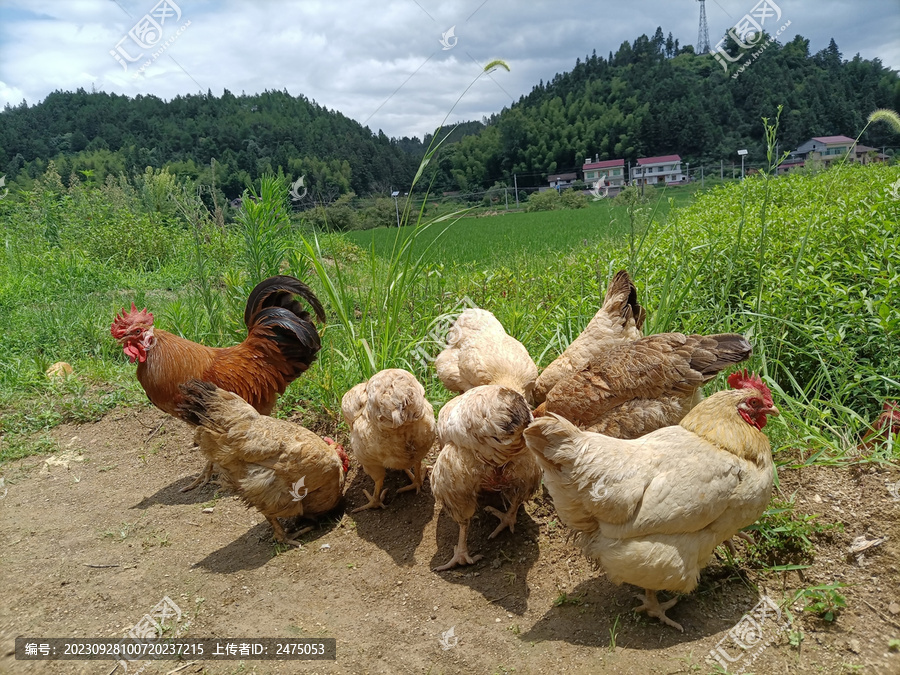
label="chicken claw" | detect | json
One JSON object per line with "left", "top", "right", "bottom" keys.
{"left": 484, "top": 504, "right": 520, "bottom": 539}
{"left": 396, "top": 463, "right": 425, "bottom": 495}
{"left": 352, "top": 488, "right": 388, "bottom": 513}
{"left": 180, "top": 460, "right": 214, "bottom": 492}
{"left": 434, "top": 523, "right": 482, "bottom": 571}
{"left": 269, "top": 518, "right": 313, "bottom": 547}
{"left": 633, "top": 590, "right": 683, "bottom": 632}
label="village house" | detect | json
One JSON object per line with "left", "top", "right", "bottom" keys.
{"left": 630, "top": 155, "right": 684, "bottom": 186}
{"left": 778, "top": 135, "right": 888, "bottom": 174}
{"left": 546, "top": 172, "right": 578, "bottom": 190}
{"left": 582, "top": 158, "right": 626, "bottom": 196}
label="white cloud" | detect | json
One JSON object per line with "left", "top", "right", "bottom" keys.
{"left": 0, "top": 0, "right": 897, "bottom": 136}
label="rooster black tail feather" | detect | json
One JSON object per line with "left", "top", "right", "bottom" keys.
{"left": 244, "top": 275, "right": 326, "bottom": 328}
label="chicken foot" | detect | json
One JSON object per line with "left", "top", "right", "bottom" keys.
{"left": 180, "top": 460, "right": 214, "bottom": 493}
{"left": 267, "top": 516, "right": 313, "bottom": 547}
{"left": 352, "top": 465, "right": 388, "bottom": 512}
{"left": 633, "top": 589, "right": 683, "bottom": 632}
{"left": 396, "top": 462, "right": 425, "bottom": 495}
{"left": 433, "top": 521, "right": 483, "bottom": 571}
{"left": 484, "top": 501, "right": 522, "bottom": 539}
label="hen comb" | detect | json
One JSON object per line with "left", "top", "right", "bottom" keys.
{"left": 727, "top": 369, "right": 773, "bottom": 404}
{"left": 110, "top": 303, "right": 154, "bottom": 339}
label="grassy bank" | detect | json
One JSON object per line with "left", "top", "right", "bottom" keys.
{"left": 0, "top": 161, "right": 897, "bottom": 465}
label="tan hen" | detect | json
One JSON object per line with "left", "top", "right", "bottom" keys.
{"left": 431, "top": 385, "right": 539, "bottom": 571}
{"left": 176, "top": 380, "right": 350, "bottom": 546}
{"left": 342, "top": 369, "right": 437, "bottom": 513}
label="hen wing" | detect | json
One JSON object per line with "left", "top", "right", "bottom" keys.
{"left": 539, "top": 333, "right": 751, "bottom": 431}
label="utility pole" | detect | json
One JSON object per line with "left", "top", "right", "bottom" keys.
{"left": 513, "top": 174, "right": 519, "bottom": 208}
{"left": 701, "top": 165, "right": 704, "bottom": 188}
{"left": 720, "top": 159, "right": 723, "bottom": 180}
{"left": 505, "top": 187, "right": 509, "bottom": 210}
{"left": 686, "top": 162, "right": 690, "bottom": 183}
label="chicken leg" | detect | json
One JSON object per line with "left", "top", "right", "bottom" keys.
{"left": 267, "top": 516, "right": 313, "bottom": 547}
{"left": 433, "top": 520, "right": 483, "bottom": 571}
{"left": 353, "top": 464, "right": 387, "bottom": 512}
{"left": 396, "top": 462, "right": 425, "bottom": 495}
{"left": 181, "top": 460, "right": 214, "bottom": 492}
{"left": 633, "top": 589, "right": 683, "bottom": 632}
{"left": 484, "top": 501, "right": 522, "bottom": 539}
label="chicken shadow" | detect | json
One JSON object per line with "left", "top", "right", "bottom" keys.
{"left": 430, "top": 493, "right": 541, "bottom": 616}
{"left": 346, "top": 467, "right": 435, "bottom": 567}
{"left": 520, "top": 564, "right": 764, "bottom": 647}
{"left": 130, "top": 474, "right": 223, "bottom": 509}
{"left": 191, "top": 507, "right": 346, "bottom": 574}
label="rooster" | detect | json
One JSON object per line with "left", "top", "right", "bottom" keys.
{"left": 342, "top": 369, "right": 436, "bottom": 512}
{"left": 176, "top": 380, "right": 350, "bottom": 546}
{"left": 111, "top": 275, "right": 326, "bottom": 490}
{"left": 431, "top": 385, "right": 538, "bottom": 571}
{"left": 435, "top": 308, "right": 539, "bottom": 403}
{"left": 533, "top": 270, "right": 644, "bottom": 404}
{"left": 525, "top": 371, "right": 778, "bottom": 631}
{"left": 534, "top": 332, "right": 753, "bottom": 438}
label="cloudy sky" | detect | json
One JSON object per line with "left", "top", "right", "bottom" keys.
{"left": 1, "top": 0, "right": 898, "bottom": 139}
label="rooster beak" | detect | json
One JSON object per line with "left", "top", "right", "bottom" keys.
{"left": 763, "top": 405, "right": 780, "bottom": 417}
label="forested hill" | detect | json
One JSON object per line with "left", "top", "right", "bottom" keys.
{"left": 0, "top": 88, "right": 431, "bottom": 198}
{"left": 434, "top": 31, "right": 900, "bottom": 191}
{"left": 1, "top": 30, "right": 898, "bottom": 199}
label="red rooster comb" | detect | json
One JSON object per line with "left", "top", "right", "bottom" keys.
{"left": 110, "top": 303, "right": 154, "bottom": 339}
{"left": 728, "top": 370, "right": 773, "bottom": 405}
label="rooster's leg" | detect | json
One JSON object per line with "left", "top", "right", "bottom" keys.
{"left": 633, "top": 589, "right": 683, "bottom": 632}
{"left": 484, "top": 501, "right": 522, "bottom": 539}
{"left": 433, "top": 520, "right": 483, "bottom": 571}
{"left": 352, "top": 465, "right": 388, "bottom": 513}
{"left": 397, "top": 461, "right": 424, "bottom": 495}
{"left": 180, "top": 461, "right": 214, "bottom": 493}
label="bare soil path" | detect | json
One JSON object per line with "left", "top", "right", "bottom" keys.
{"left": 1, "top": 406, "right": 899, "bottom": 674}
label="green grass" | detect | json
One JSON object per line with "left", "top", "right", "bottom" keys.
{"left": 0, "top": 156, "right": 898, "bottom": 475}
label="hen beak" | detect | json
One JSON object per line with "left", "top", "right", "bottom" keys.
{"left": 763, "top": 405, "right": 780, "bottom": 417}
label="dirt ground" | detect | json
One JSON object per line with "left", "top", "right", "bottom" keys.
{"left": 1, "top": 404, "right": 899, "bottom": 675}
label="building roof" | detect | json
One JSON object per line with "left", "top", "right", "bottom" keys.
{"left": 583, "top": 158, "right": 624, "bottom": 170}
{"left": 548, "top": 172, "right": 577, "bottom": 181}
{"left": 811, "top": 135, "right": 856, "bottom": 145}
{"left": 636, "top": 154, "right": 681, "bottom": 165}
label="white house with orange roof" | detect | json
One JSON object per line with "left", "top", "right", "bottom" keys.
{"left": 630, "top": 154, "right": 684, "bottom": 186}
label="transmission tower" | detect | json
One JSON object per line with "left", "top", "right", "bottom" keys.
{"left": 697, "top": 0, "right": 710, "bottom": 53}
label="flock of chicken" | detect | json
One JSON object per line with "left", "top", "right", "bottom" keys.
{"left": 110, "top": 272, "right": 778, "bottom": 631}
